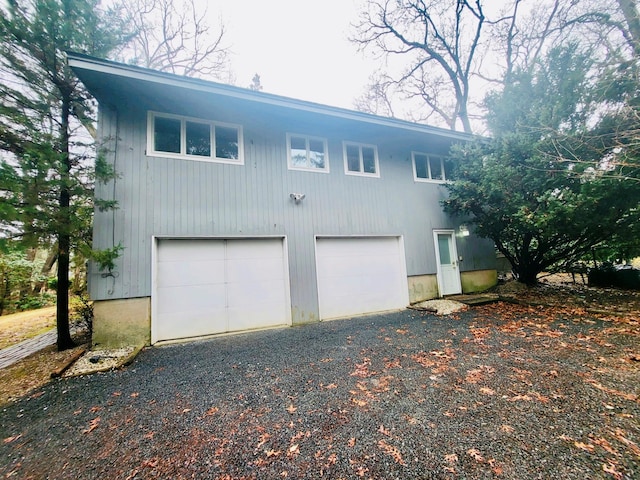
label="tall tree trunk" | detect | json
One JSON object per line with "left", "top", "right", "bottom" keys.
{"left": 56, "top": 96, "right": 74, "bottom": 351}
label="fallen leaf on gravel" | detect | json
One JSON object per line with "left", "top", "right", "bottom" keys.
{"left": 83, "top": 417, "right": 100, "bottom": 434}
{"left": 379, "top": 424, "right": 391, "bottom": 436}
{"left": 288, "top": 444, "right": 300, "bottom": 455}
{"left": 444, "top": 453, "right": 458, "bottom": 464}
{"left": 467, "top": 448, "right": 484, "bottom": 462}
{"left": 265, "top": 449, "right": 281, "bottom": 458}
{"left": 378, "top": 440, "right": 406, "bottom": 465}
{"left": 613, "top": 428, "right": 640, "bottom": 457}
{"left": 500, "top": 424, "right": 515, "bottom": 433}
{"left": 396, "top": 329, "right": 408, "bottom": 335}
{"left": 508, "top": 394, "right": 532, "bottom": 402}
{"left": 181, "top": 408, "right": 191, "bottom": 414}
{"left": 574, "top": 441, "right": 596, "bottom": 453}
{"left": 130, "top": 392, "right": 139, "bottom": 398}
{"left": 286, "top": 404, "right": 297, "bottom": 413}
{"left": 280, "top": 471, "right": 288, "bottom": 477}
{"left": 112, "top": 391, "right": 121, "bottom": 396}
{"left": 348, "top": 437, "right": 356, "bottom": 447}
{"left": 479, "top": 387, "right": 496, "bottom": 395}
{"left": 3, "top": 435, "right": 21, "bottom": 444}
{"left": 603, "top": 462, "right": 623, "bottom": 479}
{"left": 351, "top": 398, "right": 367, "bottom": 407}
{"left": 585, "top": 379, "right": 638, "bottom": 401}
{"left": 205, "top": 406, "right": 219, "bottom": 416}
{"left": 594, "top": 437, "right": 618, "bottom": 455}
{"left": 325, "top": 383, "right": 338, "bottom": 389}
{"left": 89, "top": 406, "right": 101, "bottom": 413}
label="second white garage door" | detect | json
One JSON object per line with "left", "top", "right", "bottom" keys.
{"left": 153, "top": 238, "right": 290, "bottom": 343}
{"left": 315, "top": 237, "right": 409, "bottom": 320}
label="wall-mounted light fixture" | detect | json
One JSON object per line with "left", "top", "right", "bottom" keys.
{"left": 459, "top": 224, "right": 470, "bottom": 237}
{"left": 290, "top": 193, "right": 306, "bottom": 204}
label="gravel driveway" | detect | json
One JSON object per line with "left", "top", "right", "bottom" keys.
{"left": 1, "top": 305, "right": 638, "bottom": 479}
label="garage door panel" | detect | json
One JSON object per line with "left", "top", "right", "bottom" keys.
{"left": 317, "top": 256, "right": 400, "bottom": 279}
{"left": 156, "top": 284, "right": 227, "bottom": 314}
{"left": 227, "top": 280, "right": 286, "bottom": 306}
{"left": 158, "top": 239, "right": 225, "bottom": 262}
{"left": 154, "top": 238, "right": 290, "bottom": 343}
{"left": 157, "top": 310, "right": 227, "bottom": 339}
{"left": 156, "top": 259, "right": 226, "bottom": 288}
{"left": 226, "top": 257, "right": 285, "bottom": 283}
{"left": 227, "top": 303, "right": 288, "bottom": 331}
{"left": 226, "top": 238, "right": 282, "bottom": 259}
{"left": 316, "top": 237, "right": 408, "bottom": 320}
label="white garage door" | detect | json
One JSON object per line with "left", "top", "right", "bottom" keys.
{"left": 316, "top": 237, "right": 409, "bottom": 320}
{"left": 153, "top": 238, "right": 290, "bottom": 343}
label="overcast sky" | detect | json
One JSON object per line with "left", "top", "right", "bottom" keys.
{"left": 215, "top": 0, "right": 375, "bottom": 109}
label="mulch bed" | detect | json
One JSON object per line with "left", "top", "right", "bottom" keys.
{"left": 1, "top": 303, "right": 638, "bottom": 479}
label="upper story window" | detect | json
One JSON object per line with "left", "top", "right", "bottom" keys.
{"left": 412, "top": 152, "right": 448, "bottom": 182}
{"left": 148, "top": 111, "right": 244, "bottom": 164}
{"left": 343, "top": 142, "right": 379, "bottom": 177}
{"left": 287, "top": 133, "right": 329, "bottom": 173}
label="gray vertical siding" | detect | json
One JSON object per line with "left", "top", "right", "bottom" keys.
{"left": 90, "top": 101, "right": 495, "bottom": 322}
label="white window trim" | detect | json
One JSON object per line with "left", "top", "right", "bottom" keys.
{"left": 412, "top": 152, "right": 446, "bottom": 183}
{"left": 286, "top": 133, "right": 330, "bottom": 173}
{"left": 147, "top": 111, "right": 244, "bottom": 165}
{"left": 342, "top": 141, "right": 380, "bottom": 178}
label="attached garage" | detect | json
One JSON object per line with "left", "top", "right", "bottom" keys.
{"left": 152, "top": 238, "right": 291, "bottom": 343}
{"left": 315, "top": 237, "right": 409, "bottom": 320}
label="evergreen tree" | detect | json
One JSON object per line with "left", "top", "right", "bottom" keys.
{"left": 443, "top": 45, "right": 640, "bottom": 284}
{"left": 0, "top": 0, "right": 128, "bottom": 349}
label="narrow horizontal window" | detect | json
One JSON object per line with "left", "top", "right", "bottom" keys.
{"left": 343, "top": 142, "right": 379, "bottom": 177}
{"left": 148, "top": 112, "right": 244, "bottom": 164}
{"left": 412, "top": 152, "right": 447, "bottom": 182}
{"left": 287, "top": 134, "right": 329, "bottom": 172}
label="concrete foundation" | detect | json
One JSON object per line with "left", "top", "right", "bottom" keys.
{"left": 408, "top": 274, "right": 439, "bottom": 304}
{"left": 93, "top": 297, "right": 151, "bottom": 348}
{"left": 461, "top": 269, "right": 498, "bottom": 294}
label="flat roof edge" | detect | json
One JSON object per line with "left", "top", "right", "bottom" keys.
{"left": 67, "top": 52, "right": 473, "bottom": 141}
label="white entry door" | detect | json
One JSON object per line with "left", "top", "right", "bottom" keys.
{"left": 316, "top": 237, "right": 409, "bottom": 320}
{"left": 153, "top": 238, "right": 291, "bottom": 343}
{"left": 434, "top": 231, "right": 462, "bottom": 296}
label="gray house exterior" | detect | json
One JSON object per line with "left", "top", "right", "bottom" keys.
{"left": 68, "top": 53, "right": 497, "bottom": 347}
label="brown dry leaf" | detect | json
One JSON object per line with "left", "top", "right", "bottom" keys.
{"left": 613, "top": 428, "right": 640, "bottom": 457}
{"left": 500, "top": 424, "right": 515, "bottom": 434}
{"left": 412, "top": 352, "right": 436, "bottom": 368}
{"left": 444, "top": 453, "right": 458, "bottom": 464}
{"left": 443, "top": 411, "right": 455, "bottom": 417}
{"left": 3, "top": 434, "right": 22, "bottom": 444}
{"left": 379, "top": 424, "right": 391, "bottom": 436}
{"left": 508, "top": 394, "right": 532, "bottom": 402}
{"left": 83, "top": 417, "right": 100, "bottom": 434}
{"left": 288, "top": 444, "right": 300, "bottom": 455}
{"left": 130, "top": 392, "right": 139, "bottom": 398}
{"left": 112, "top": 391, "right": 121, "bottom": 396}
{"left": 257, "top": 433, "right": 271, "bottom": 448}
{"left": 585, "top": 379, "right": 638, "bottom": 401}
{"left": 574, "top": 441, "right": 596, "bottom": 453}
{"left": 348, "top": 437, "right": 356, "bottom": 447}
{"left": 594, "top": 437, "right": 618, "bottom": 456}
{"left": 378, "top": 440, "right": 406, "bottom": 465}
{"left": 480, "top": 387, "right": 496, "bottom": 395}
{"left": 89, "top": 406, "right": 102, "bottom": 413}
{"left": 396, "top": 328, "right": 408, "bottom": 335}
{"left": 325, "top": 383, "right": 338, "bottom": 389}
{"left": 351, "top": 398, "right": 368, "bottom": 407}
{"left": 286, "top": 404, "right": 297, "bottom": 414}
{"left": 602, "top": 462, "right": 623, "bottom": 479}
{"left": 467, "top": 448, "right": 484, "bottom": 463}
{"left": 205, "top": 406, "right": 219, "bottom": 416}
{"left": 181, "top": 408, "right": 191, "bottom": 414}
{"left": 265, "top": 449, "right": 281, "bottom": 458}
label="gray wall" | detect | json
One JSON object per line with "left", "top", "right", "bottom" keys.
{"left": 90, "top": 98, "right": 495, "bottom": 322}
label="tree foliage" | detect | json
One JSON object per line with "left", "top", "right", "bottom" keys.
{"left": 443, "top": 45, "right": 640, "bottom": 284}
{"left": 0, "top": 0, "right": 127, "bottom": 349}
